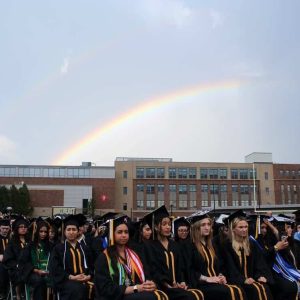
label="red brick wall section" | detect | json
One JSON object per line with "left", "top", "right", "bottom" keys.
{"left": 30, "top": 190, "right": 64, "bottom": 207}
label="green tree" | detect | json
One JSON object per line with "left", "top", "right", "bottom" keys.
{"left": 15, "top": 184, "right": 33, "bottom": 216}
{"left": 0, "top": 186, "right": 11, "bottom": 213}
{"left": 88, "top": 198, "right": 96, "bottom": 217}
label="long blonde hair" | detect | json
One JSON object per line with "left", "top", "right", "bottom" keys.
{"left": 191, "top": 217, "right": 215, "bottom": 259}
{"left": 229, "top": 217, "right": 250, "bottom": 256}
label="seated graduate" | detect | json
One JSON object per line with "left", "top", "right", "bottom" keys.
{"left": 254, "top": 215, "right": 298, "bottom": 300}
{"left": 0, "top": 219, "right": 10, "bottom": 299}
{"left": 49, "top": 214, "right": 93, "bottom": 300}
{"left": 94, "top": 215, "right": 167, "bottom": 300}
{"left": 143, "top": 206, "right": 204, "bottom": 300}
{"left": 223, "top": 210, "right": 274, "bottom": 300}
{"left": 187, "top": 213, "right": 244, "bottom": 300}
{"left": 18, "top": 218, "right": 53, "bottom": 300}
{"left": 3, "top": 216, "right": 30, "bottom": 300}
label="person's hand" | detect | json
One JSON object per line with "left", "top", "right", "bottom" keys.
{"left": 70, "top": 273, "right": 86, "bottom": 281}
{"left": 178, "top": 282, "right": 188, "bottom": 290}
{"left": 206, "top": 276, "right": 221, "bottom": 284}
{"left": 257, "top": 276, "right": 267, "bottom": 283}
{"left": 244, "top": 278, "right": 255, "bottom": 285}
{"left": 0, "top": 254, "right": 3, "bottom": 262}
{"left": 139, "top": 281, "right": 156, "bottom": 292}
{"left": 218, "top": 274, "right": 227, "bottom": 284}
{"left": 275, "top": 240, "right": 288, "bottom": 251}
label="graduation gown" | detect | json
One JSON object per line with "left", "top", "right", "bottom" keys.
{"left": 0, "top": 234, "right": 9, "bottom": 292}
{"left": 256, "top": 233, "right": 298, "bottom": 300}
{"left": 144, "top": 239, "right": 204, "bottom": 300}
{"left": 2, "top": 237, "right": 28, "bottom": 284}
{"left": 224, "top": 239, "right": 274, "bottom": 300}
{"left": 49, "top": 240, "right": 93, "bottom": 300}
{"left": 94, "top": 246, "right": 163, "bottom": 300}
{"left": 186, "top": 241, "right": 245, "bottom": 300}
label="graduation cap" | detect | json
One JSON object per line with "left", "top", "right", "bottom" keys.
{"left": 224, "top": 210, "right": 247, "bottom": 226}
{"left": 75, "top": 214, "right": 87, "bottom": 227}
{"left": 108, "top": 215, "right": 130, "bottom": 246}
{"left": 0, "top": 219, "right": 10, "bottom": 226}
{"left": 101, "top": 212, "right": 119, "bottom": 223}
{"left": 63, "top": 214, "right": 80, "bottom": 228}
{"left": 12, "top": 216, "right": 29, "bottom": 231}
{"left": 144, "top": 205, "right": 170, "bottom": 227}
{"left": 174, "top": 217, "right": 190, "bottom": 228}
{"left": 187, "top": 212, "right": 211, "bottom": 225}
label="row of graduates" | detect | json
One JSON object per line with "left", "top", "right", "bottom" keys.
{"left": 0, "top": 208, "right": 299, "bottom": 300}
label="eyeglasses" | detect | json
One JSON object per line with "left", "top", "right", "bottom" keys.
{"left": 178, "top": 229, "right": 188, "bottom": 233}
{"left": 18, "top": 225, "right": 28, "bottom": 229}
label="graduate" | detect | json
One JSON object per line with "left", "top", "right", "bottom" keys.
{"left": 94, "top": 215, "right": 167, "bottom": 300}
{"left": 223, "top": 211, "right": 274, "bottom": 300}
{"left": 18, "top": 219, "right": 53, "bottom": 299}
{"left": 187, "top": 213, "right": 244, "bottom": 300}
{"left": 143, "top": 206, "right": 204, "bottom": 300}
{"left": 49, "top": 214, "right": 93, "bottom": 300}
{"left": 0, "top": 219, "right": 10, "bottom": 299}
{"left": 3, "top": 216, "right": 30, "bottom": 300}
{"left": 254, "top": 215, "right": 298, "bottom": 300}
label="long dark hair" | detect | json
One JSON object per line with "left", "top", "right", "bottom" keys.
{"left": 33, "top": 221, "right": 51, "bottom": 254}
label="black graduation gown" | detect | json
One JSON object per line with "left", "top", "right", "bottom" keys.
{"left": 94, "top": 247, "right": 161, "bottom": 300}
{"left": 144, "top": 239, "right": 204, "bottom": 300}
{"left": 257, "top": 233, "right": 298, "bottom": 300}
{"left": 0, "top": 234, "right": 9, "bottom": 292}
{"left": 2, "top": 237, "right": 28, "bottom": 284}
{"left": 49, "top": 240, "right": 93, "bottom": 300}
{"left": 224, "top": 239, "right": 274, "bottom": 300}
{"left": 91, "top": 235, "right": 106, "bottom": 263}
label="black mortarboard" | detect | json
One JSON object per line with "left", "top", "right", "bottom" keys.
{"left": 108, "top": 215, "right": 130, "bottom": 246}
{"left": 63, "top": 215, "right": 80, "bottom": 228}
{"left": 75, "top": 214, "right": 87, "bottom": 227}
{"left": 187, "top": 212, "right": 210, "bottom": 225}
{"left": 293, "top": 209, "right": 300, "bottom": 223}
{"left": 174, "top": 217, "right": 190, "bottom": 228}
{"left": 0, "top": 219, "right": 10, "bottom": 226}
{"left": 144, "top": 205, "right": 170, "bottom": 228}
{"left": 12, "top": 216, "right": 29, "bottom": 231}
{"left": 224, "top": 210, "right": 247, "bottom": 226}
{"left": 101, "top": 212, "right": 119, "bottom": 222}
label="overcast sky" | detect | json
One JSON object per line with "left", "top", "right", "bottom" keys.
{"left": 1, "top": 1, "right": 300, "bottom": 166}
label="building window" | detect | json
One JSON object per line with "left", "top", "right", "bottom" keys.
{"left": 219, "top": 169, "right": 227, "bottom": 179}
{"left": 188, "top": 168, "right": 197, "bottom": 179}
{"left": 178, "top": 168, "right": 187, "bottom": 179}
{"left": 169, "top": 168, "right": 177, "bottom": 179}
{"left": 200, "top": 169, "right": 208, "bottom": 179}
{"left": 240, "top": 185, "right": 249, "bottom": 194}
{"left": 209, "top": 169, "right": 218, "bottom": 179}
{"left": 220, "top": 184, "right": 227, "bottom": 192}
{"left": 190, "top": 200, "right": 197, "bottom": 209}
{"left": 179, "top": 200, "right": 188, "bottom": 209}
{"left": 146, "top": 184, "right": 155, "bottom": 194}
{"left": 123, "top": 171, "right": 128, "bottom": 179}
{"left": 136, "top": 168, "right": 144, "bottom": 178}
{"left": 231, "top": 169, "right": 238, "bottom": 179}
{"left": 265, "top": 187, "right": 270, "bottom": 195}
{"left": 279, "top": 170, "right": 284, "bottom": 177}
{"left": 292, "top": 170, "right": 296, "bottom": 178}
{"left": 146, "top": 168, "right": 155, "bottom": 178}
{"left": 264, "top": 172, "right": 268, "bottom": 180}
{"left": 232, "top": 184, "right": 238, "bottom": 192}
{"left": 178, "top": 185, "right": 187, "bottom": 194}
{"left": 157, "top": 184, "right": 165, "bottom": 192}
{"left": 240, "top": 169, "right": 248, "bottom": 180}
{"left": 249, "top": 169, "right": 257, "bottom": 179}
{"left": 210, "top": 184, "right": 219, "bottom": 194}
{"left": 123, "top": 203, "right": 127, "bottom": 210}
{"left": 157, "top": 168, "right": 165, "bottom": 178}
{"left": 169, "top": 184, "right": 176, "bottom": 192}
{"left": 123, "top": 187, "right": 128, "bottom": 195}
{"left": 146, "top": 200, "right": 155, "bottom": 209}
{"left": 189, "top": 184, "right": 196, "bottom": 192}
{"left": 137, "top": 200, "right": 143, "bottom": 209}
{"left": 136, "top": 184, "right": 144, "bottom": 192}
{"left": 201, "top": 184, "right": 208, "bottom": 192}
{"left": 285, "top": 170, "right": 290, "bottom": 177}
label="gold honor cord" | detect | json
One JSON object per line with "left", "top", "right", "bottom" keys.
{"left": 69, "top": 248, "right": 77, "bottom": 274}
{"left": 188, "top": 289, "right": 204, "bottom": 300}
{"left": 256, "top": 282, "right": 268, "bottom": 300}
{"left": 164, "top": 251, "right": 169, "bottom": 269}
{"left": 76, "top": 248, "right": 83, "bottom": 274}
{"left": 2, "top": 239, "right": 5, "bottom": 251}
{"left": 252, "top": 282, "right": 263, "bottom": 300}
{"left": 228, "top": 284, "right": 244, "bottom": 300}
{"left": 170, "top": 252, "right": 176, "bottom": 284}
{"left": 109, "top": 219, "right": 114, "bottom": 246}
{"left": 243, "top": 252, "right": 248, "bottom": 279}
{"left": 201, "top": 246, "right": 212, "bottom": 277}
{"left": 207, "top": 248, "right": 217, "bottom": 276}
{"left": 227, "top": 285, "right": 236, "bottom": 300}
{"left": 154, "top": 290, "right": 161, "bottom": 300}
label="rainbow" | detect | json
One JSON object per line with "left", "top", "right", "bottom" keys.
{"left": 53, "top": 78, "right": 246, "bottom": 165}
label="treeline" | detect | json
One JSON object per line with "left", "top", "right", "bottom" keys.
{"left": 0, "top": 184, "right": 32, "bottom": 215}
